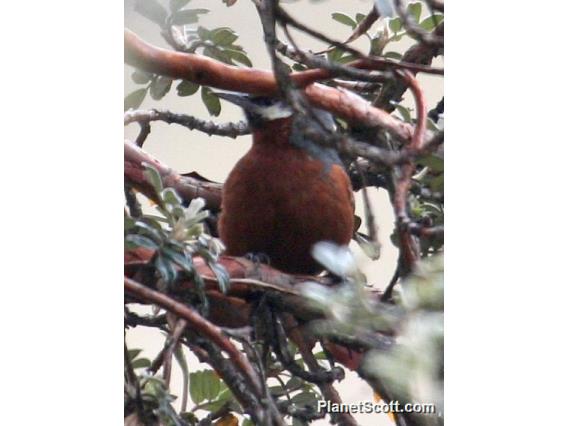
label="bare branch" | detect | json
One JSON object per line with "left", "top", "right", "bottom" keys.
{"left": 125, "top": 29, "right": 423, "bottom": 143}
{"left": 124, "top": 140, "right": 222, "bottom": 210}
{"left": 275, "top": 6, "right": 443, "bottom": 76}
{"left": 124, "top": 276, "right": 264, "bottom": 397}
{"left": 125, "top": 109, "right": 250, "bottom": 139}
{"left": 392, "top": 71, "right": 428, "bottom": 271}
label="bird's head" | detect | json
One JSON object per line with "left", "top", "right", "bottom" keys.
{"left": 216, "top": 92, "right": 341, "bottom": 166}
{"left": 216, "top": 92, "right": 293, "bottom": 129}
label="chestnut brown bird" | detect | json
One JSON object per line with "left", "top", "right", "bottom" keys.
{"left": 217, "top": 93, "right": 354, "bottom": 274}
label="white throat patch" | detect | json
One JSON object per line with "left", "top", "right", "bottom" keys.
{"left": 255, "top": 102, "right": 294, "bottom": 120}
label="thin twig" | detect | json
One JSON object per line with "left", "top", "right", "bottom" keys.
{"left": 275, "top": 6, "right": 443, "bottom": 76}
{"left": 149, "top": 319, "right": 187, "bottom": 382}
{"left": 124, "top": 276, "right": 263, "bottom": 397}
{"left": 135, "top": 121, "right": 152, "bottom": 147}
{"left": 125, "top": 109, "right": 250, "bottom": 138}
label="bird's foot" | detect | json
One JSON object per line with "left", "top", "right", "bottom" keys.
{"left": 244, "top": 252, "right": 271, "bottom": 268}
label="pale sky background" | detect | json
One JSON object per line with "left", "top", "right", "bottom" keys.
{"left": 125, "top": 1, "right": 443, "bottom": 424}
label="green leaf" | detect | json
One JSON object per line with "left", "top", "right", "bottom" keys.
{"left": 131, "top": 70, "right": 152, "bottom": 84}
{"left": 204, "top": 46, "right": 232, "bottom": 64}
{"left": 125, "top": 216, "right": 136, "bottom": 231}
{"left": 430, "top": 174, "right": 443, "bottom": 192}
{"left": 327, "top": 48, "right": 344, "bottom": 62}
{"left": 143, "top": 164, "right": 164, "bottom": 193}
{"left": 163, "top": 247, "right": 193, "bottom": 273}
{"left": 180, "top": 412, "right": 199, "bottom": 424}
{"left": 189, "top": 371, "right": 204, "bottom": 404}
{"left": 172, "top": 8, "right": 209, "bottom": 25}
{"left": 143, "top": 214, "right": 170, "bottom": 224}
{"left": 331, "top": 13, "right": 356, "bottom": 28}
{"left": 201, "top": 371, "right": 221, "bottom": 400}
{"left": 124, "top": 88, "right": 147, "bottom": 111}
{"left": 154, "top": 254, "right": 177, "bottom": 284}
{"left": 169, "top": 0, "right": 191, "bottom": 12}
{"left": 200, "top": 386, "right": 237, "bottom": 413}
{"left": 125, "top": 234, "right": 159, "bottom": 251}
{"left": 209, "top": 262, "right": 230, "bottom": 294}
{"left": 197, "top": 26, "right": 211, "bottom": 40}
{"left": 190, "top": 370, "right": 221, "bottom": 404}
{"left": 407, "top": 2, "right": 422, "bottom": 22}
{"left": 389, "top": 17, "right": 402, "bottom": 33}
{"left": 355, "top": 233, "right": 381, "bottom": 260}
{"left": 419, "top": 155, "right": 443, "bottom": 172}
{"left": 426, "top": 118, "right": 439, "bottom": 131}
{"left": 286, "top": 376, "right": 303, "bottom": 389}
{"left": 291, "top": 391, "right": 318, "bottom": 407}
{"left": 420, "top": 14, "right": 444, "bottom": 31}
{"left": 132, "top": 358, "right": 151, "bottom": 369}
{"left": 140, "top": 217, "right": 166, "bottom": 232}
{"left": 150, "top": 76, "right": 173, "bottom": 100}
{"left": 134, "top": 0, "right": 168, "bottom": 27}
{"left": 268, "top": 385, "right": 286, "bottom": 397}
{"left": 211, "top": 28, "right": 238, "bottom": 46}
{"left": 313, "top": 351, "right": 328, "bottom": 360}
{"left": 225, "top": 49, "right": 252, "bottom": 67}
{"left": 161, "top": 188, "right": 183, "bottom": 206}
{"left": 128, "top": 349, "right": 143, "bottom": 360}
{"left": 336, "top": 54, "right": 356, "bottom": 64}
{"left": 242, "top": 419, "right": 254, "bottom": 426}
{"left": 201, "top": 87, "right": 221, "bottom": 116}
{"left": 177, "top": 80, "right": 200, "bottom": 96}
{"left": 395, "top": 104, "right": 412, "bottom": 122}
{"left": 383, "top": 51, "right": 403, "bottom": 60}
{"left": 355, "top": 13, "right": 366, "bottom": 23}
{"left": 371, "top": 36, "right": 387, "bottom": 56}
{"left": 132, "top": 221, "right": 164, "bottom": 242}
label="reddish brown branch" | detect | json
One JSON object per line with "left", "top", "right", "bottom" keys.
{"left": 374, "top": 22, "right": 444, "bottom": 112}
{"left": 125, "top": 29, "right": 419, "bottom": 143}
{"left": 124, "top": 140, "right": 222, "bottom": 210}
{"left": 393, "top": 72, "right": 428, "bottom": 271}
{"left": 124, "top": 276, "right": 263, "bottom": 397}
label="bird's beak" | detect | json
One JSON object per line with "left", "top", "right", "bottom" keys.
{"left": 214, "top": 92, "right": 257, "bottom": 112}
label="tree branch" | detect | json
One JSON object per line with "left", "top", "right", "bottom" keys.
{"left": 125, "top": 29, "right": 421, "bottom": 143}
{"left": 125, "top": 109, "right": 250, "bottom": 139}
{"left": 124, "top": 140, "right": 222, "bottom": 211}
{"left": 124, "top": 276, "right": 263, "bottom": 398}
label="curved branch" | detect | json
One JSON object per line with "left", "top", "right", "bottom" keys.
{"left": 374, "top": 22, "right": 444, "bottom": 112}
{"left": 124, "top": 140, "right": 222, "bottom": 211}
{"left": 124, "top": 276, "right": 263, "bottom": 397}
{"left": 392, "top": 71, "right": 429, "bottom": 271}
{"left": 125, "top": 29, "right": 419, "bottom": 143}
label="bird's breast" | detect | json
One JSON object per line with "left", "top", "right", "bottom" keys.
{"left": 219, "top": 144, "right": 354, "bottom": 274}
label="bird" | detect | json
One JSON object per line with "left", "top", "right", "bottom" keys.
{"left": 216, "top": 93, "right": 355, "bottom": 275}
